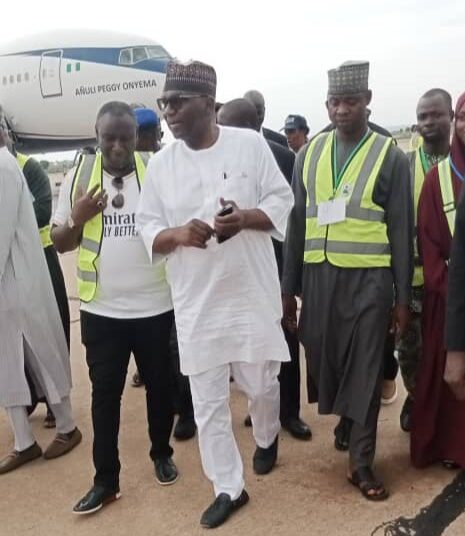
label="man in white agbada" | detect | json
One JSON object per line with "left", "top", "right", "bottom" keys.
{"left": 137, "top": 60, "right": 293, "bottom": 529}
{"left": 0, "top": 109, "right": 81, "bottom": 475}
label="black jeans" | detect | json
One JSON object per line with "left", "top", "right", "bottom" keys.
{"left": 169, "top": 326, "right": 194, "bottom": 419}
{"left": 279, "top": 326, "right": 301, "bottom": 422}
{"left": 81, "top": 310, "right": 175, "bottom": 491}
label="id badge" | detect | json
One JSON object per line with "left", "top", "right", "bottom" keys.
{"left": 317, "top": 198, "right": 346, "bottom": 226}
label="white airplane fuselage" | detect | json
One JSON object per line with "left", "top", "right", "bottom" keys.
{"left": 0, "top": 30, "right": 171, "bottom": 153}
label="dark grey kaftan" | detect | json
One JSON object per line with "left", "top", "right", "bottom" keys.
{"left": 282, "top": 134, "right": 413, "bottom": 426}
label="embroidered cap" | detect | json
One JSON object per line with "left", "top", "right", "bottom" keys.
{"left": 328, "top": 61, "right": 370, "bottom": 96}
{"left": 163, "top": 60, "right": 217, "bottom": 99}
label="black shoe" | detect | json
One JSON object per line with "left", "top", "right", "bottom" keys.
{"left": 400, "top": 396, "right": 413, "bottom": 432}
{"left": 243, "top": 415, "right": 252, "bottom": 427}
{"left": 282, "top": 417, "right": 312, "bottom": 441}
{"left": 200, "top": 490, "right": 249, "bottom": 528}
{"left": 174, "top": 416, "right": 197, "bottom": 441}
{"left": 72, "top": 485, "right": 121, "bottom": 515}
{"left": 253, "top": 435, "right": 278, "bottom": 475}
{"left": 334, "top": 417, "right": 352, "bottom": 452}
{"left": 154, "top": 457, "right": 179, "bottom": 486}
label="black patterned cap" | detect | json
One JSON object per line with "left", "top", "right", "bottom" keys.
{"left": 328, "top": 61, "right": 369, "bottom": 96}
{"left": 163, "top": 60, "right": 217, "bottom": 98}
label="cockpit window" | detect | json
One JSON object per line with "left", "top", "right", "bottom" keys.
{"left": 119, "top": 49, "right": 132, "bottom": 65}
{"left": 132, "top": 47, "right": 148, "bottom": 63}
{"left": 119, "top": 46, "right": 169, "bottom": 66}
{"left": 147, "top": 46, "right": 169, "bottom": 59}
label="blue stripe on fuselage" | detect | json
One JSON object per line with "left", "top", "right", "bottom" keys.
{"left": 1, "top": 47, "right": 169, "bottom": 73}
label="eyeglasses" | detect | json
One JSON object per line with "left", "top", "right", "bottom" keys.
{"left": 157, "top": 94, "right": 209, "bottom": 112}
{"left": 111, "top": 177, "right": 125, "bottom": 209}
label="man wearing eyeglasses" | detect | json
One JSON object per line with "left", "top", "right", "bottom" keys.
{"left": 137, "top": 60, "right": 293, "bottom": 529}
{"left": 51, "top": 101, "right": 178, "bottom": 515}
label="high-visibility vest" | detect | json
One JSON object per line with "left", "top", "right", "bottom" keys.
{"left": 16, "top": 152, "right": 53, "bottom": 248}
{"left": 303, "top": 130, "right": 392, "bottom": 268}
{"left": 70, "top": 151, "right": 150, "bottom": 303}
{"left": 438, "top": 158, "right": 456, "bottom": 237}
{"left": 410, "top": 149, "right": 426, "bottom": 287}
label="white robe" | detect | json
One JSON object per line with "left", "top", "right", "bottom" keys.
{"left": 0, "top": 147, "right": 71, "bottom": 408}
{"left": 137, "top": 126, "right": 294, "bottom": 375}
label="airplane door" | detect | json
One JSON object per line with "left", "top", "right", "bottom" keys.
{"left": 39, "top": 50, "right": 63, "bottom": 98}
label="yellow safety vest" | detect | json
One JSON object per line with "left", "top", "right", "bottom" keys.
{"left": 16, "top": 152, "right": 53, "bottom": 248}
{"left": 438, "top": 158, "right": 456, "bottom": 237}
{"left": 70, "top": 151, "right": 150, "bottom": 303}
{"left": 303, "top": 130, "right": 392, "bottom": 268}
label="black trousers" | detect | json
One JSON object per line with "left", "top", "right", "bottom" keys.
{"left": 383, "top": 331, "right": 399, "bottom": 381}
{"left": 279, "top": 326, "right": 301, "bottom": 422}
{"left": 81, "top": 310, "right": 175, "bottom": 491}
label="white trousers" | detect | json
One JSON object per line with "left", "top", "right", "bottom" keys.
{"left": 6, "top": 396, "right": 75, "bottom": 452}
{"left": 189, "top": 361, "right": 281, "bottom": 500}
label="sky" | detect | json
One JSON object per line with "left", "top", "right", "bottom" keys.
{"left": 1, "top": 0, "right": 464, "bottom": 158}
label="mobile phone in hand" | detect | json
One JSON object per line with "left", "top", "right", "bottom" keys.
{"left": 216, "top": 204, "right": 234, "bottom": 243}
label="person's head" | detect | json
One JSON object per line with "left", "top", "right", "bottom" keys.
{"left": 95, "top": 101, "right": 137, "bottom": 172}
{"left": 326, "top": 61, "right": 371, "bottom": 136}
{"left": 243, "top": 90, "right": 265, "bottom": 128}
{"left": 416, "top": 89, "right": 453, "bottom": 147}
{"left": 216, "top": 98, "right": 260, "bottom": 131}
{"left": 133, "top": 107, "right": 163, "bottom": 152}
{"left": 281, "top": 114, "right": 309, "bottom": 152}
{"left": 454, "top": 92, "right": 465, "bottom": 149}
{"left": 158, "top": 60, "right": 217, "bottom": 146}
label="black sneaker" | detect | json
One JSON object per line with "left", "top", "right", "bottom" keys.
{"left": 154, "top": 457, "right": 179, "bottom": 486}
{"left": 400, "top": 395, "right": 413, "bottom": 432}
{"left": 72, "top": 485, "right": 121, "bottom": 515}
{"left": 200, "top": 490, "right": 249, "bottom": 528}
{"left": 253, "top": 435, "right": 278, "bottom": 475}
{"left": 173, "top": 416, "right": 197, "bottom": 441}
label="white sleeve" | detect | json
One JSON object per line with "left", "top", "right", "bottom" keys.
{"left": 0, "top": 155, "right": 22, "bottom": 279}
{"left": 255, "top": 136, "right": 294, "bottom": 241}
{"left": 136, "top": 158, "right": 170, "bottom": 265}
{"left": 52, "top": 168, "right": 75, "bottom": 226}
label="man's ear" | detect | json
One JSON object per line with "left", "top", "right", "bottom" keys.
{"left": 365, "top": 90, "right": 373, "bottom": 106}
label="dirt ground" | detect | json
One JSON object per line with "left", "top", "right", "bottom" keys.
{"left": 1, "top": 251, "right": 464, "bottom": 536}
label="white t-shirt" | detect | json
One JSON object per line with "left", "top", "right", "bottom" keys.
{"left": 136, "top": 126, "right": 294, "bottom": 375}
{"left": 53, "top": 165, "right": 172, "bottom": 319}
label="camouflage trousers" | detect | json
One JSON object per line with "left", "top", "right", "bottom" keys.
{"left": 397, "top": 286, "right": 423, "bottom": 397}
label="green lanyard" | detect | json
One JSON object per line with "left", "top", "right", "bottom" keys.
{"left": 332, "top": 130, "right": 371, "bottom": 191}
{"left": 419, "top": 146, "right": 431, "bottom": 174}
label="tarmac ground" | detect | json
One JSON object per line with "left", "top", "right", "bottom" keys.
{"left": 1, "top": 251, "right": 464, "bottom": 536}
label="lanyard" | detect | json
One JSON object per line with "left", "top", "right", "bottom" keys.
{"left": 419, "top": 146, "right": 431, "bottom": 174}
{"left": 332, "top": 130, "right": 371, "bottom": 191}
{"left": 449, "top": 156, "right": 465, "bottom": 183}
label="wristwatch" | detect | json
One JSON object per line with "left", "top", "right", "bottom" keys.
{"left": 67, "top": 214, "right": 76, "bottom": 229}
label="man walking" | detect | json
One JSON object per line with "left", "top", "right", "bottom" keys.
{"left": 137, "top": 61, "right": 293, "bottom": 528}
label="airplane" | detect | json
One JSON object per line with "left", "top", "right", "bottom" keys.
{"left": 0, "top": 29, "right": 172, "bottom": 153}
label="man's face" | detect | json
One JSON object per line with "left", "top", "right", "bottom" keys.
{"left": 96, "top": 113, "right": 136, "bottom": 171}
{"left": 416, "top": 95, "right": 453, "bottom": 145}
{"left": 455, "top": 101, "right": 465, "bottom": 147}
{"left": 285, "top": 128, "right": 307, "bottom": 152}
{"left": 326, "top": 92, "right": 371, "bottom": 135}
{"left": 161, "top": 93, "right": 212, "bottom": 141}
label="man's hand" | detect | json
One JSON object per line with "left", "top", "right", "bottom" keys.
{"left": 282, "top": 294, "right": 298, "bottom": 333}
{"left": 390, "top": 304, "right": 410, "bottom": 342}
{"left": 71, "top": 185, "right": 108, "bottom": 226}
{"left": 444, "top": 351, "right": 465, "bottom": 400}
{"left": 175, "top": 219, "right": 214, "bottom": 249}
{"left": 214, "top": 198, "right": 245, "bottom": 241}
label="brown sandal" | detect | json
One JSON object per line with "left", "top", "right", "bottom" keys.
{"left": 347, "top": 467, "right": 389, "bottom": 501}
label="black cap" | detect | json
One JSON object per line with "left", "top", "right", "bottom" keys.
{"left": 281, "top": 114, "right": 309, "bottom": 132}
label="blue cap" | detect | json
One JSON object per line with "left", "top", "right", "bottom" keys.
{"left": 281, "top": 114, "right": 309, "bottom": 132}
{"left": 133, "top": 107, "right": 160, "bottom": 128}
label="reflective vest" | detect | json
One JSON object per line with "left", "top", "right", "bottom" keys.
{"left": 70, "top": 152, "right": 150, "bottom": 302}
{"left": 16, "top": 152, "right": 53, "bottom": 248}
{"left": 438, "top": 158, "right": 456, "bottom": 237}
{"left": 410, "top": 149, "right": 426, "bottom": 287}
{"left": 303, "top": 130, "right": 392, "bottom": 268}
